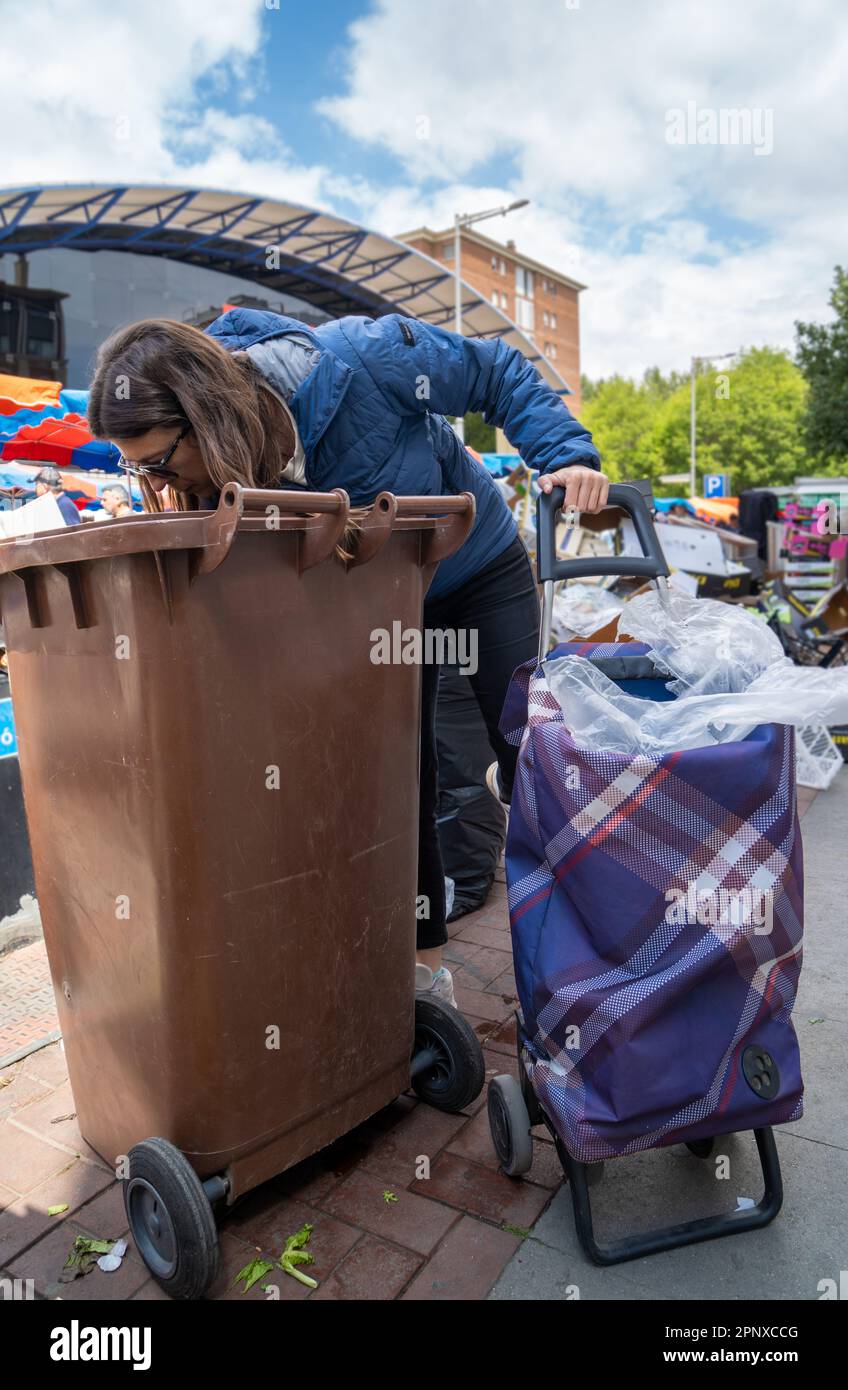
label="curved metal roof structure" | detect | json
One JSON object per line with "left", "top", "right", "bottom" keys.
{"left": 0, "top": 184, "right": 572, "bottom": 393}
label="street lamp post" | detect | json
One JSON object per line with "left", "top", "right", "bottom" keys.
{"left": 452, "top": 198, "right": 529, "bottom": 443}
{"left": 689, "top": 351, "right": 736, "bottom": 497}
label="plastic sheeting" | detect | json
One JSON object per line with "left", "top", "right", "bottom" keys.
{"left": 545, "top": 586, "right": 848, "bottom": 755}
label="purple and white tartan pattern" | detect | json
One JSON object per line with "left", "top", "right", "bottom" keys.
{"left": 502, "top": 649, "right": 804, "bottom": 1163}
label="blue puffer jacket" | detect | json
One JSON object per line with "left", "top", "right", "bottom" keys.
{"left": 205, "top": 307, "right": 600, "bottom": 599}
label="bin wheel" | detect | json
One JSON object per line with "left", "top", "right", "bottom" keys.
{"left": 488, "top": 1074, "right": 534, "bottom": 1177}
{"left": 124, "top": 1137, "right": 219, "bottom": 1300}
{"left": 412, "top": 995, "right": 485, "bottom": 1112}
{"left": 686, "top": 1138, "right": 716, "bottom": 1159}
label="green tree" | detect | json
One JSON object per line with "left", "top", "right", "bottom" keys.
{"left": 641, "top": 365, "right": 686, "bottom": 400}
{"left": 462, "top": 411, "right": 495, "bottom": 453}
{"left": 581, "top": 349, "right": 808, "bottom": 493}
{"left": 580, "top": 375, "right": 659, "bottom": 483}
{"left": 795, "top": 266, "right": 848, "bottom": 465}
{"left": 644, "top": 347, "right": 808, "bottom": 492}
{"left": 580, "top": 374, "right": 598, "bottom": 404}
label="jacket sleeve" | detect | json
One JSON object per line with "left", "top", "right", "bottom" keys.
{"left": 349, "top": 314, "right": 601, "bottom": 475}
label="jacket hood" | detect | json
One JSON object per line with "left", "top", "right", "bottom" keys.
{"left": 204, "top": 307, "right": 322, "bottom": 351}
{"left": 205, "top": 308, "right": 352, "bottom": 457}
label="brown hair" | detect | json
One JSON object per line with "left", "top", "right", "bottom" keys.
{"left": 87, "top": 318, "right": 363, "bottom": 555}
{"left": 87, "top": 319, "right": 294, "bottom": 514}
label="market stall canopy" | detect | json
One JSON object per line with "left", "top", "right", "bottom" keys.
{"left": 0, "top": 375, "right": 120, "bottom": 470}
{"left": 1, "top": 414, "right": 120, "bottom": 470}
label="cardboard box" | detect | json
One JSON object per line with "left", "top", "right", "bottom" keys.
{"left": 803, "top": 582, "right": 848, "bottom": 638}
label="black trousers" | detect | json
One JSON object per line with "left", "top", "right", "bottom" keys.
{"left": 417, "top": 536, "right": 541, "bottom": 949}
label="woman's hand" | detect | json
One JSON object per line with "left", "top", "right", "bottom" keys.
{"left": 538, "top": 465, "right": 610, "bottom": 514}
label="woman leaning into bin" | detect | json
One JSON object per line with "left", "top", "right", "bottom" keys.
{"left": 87, "top": 309, "right": 609, "bottom": 1008}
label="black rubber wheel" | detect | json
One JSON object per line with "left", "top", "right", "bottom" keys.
{"left": 124, "top": 1137, "right": 219, "bottom": 1300}
{"left": 412, "top": 995, "right": 485, "bottom": 1112}
{"left": 686, "top": 1137, "right": 716, "bottom": 1159}
{"left": 488, "top": 1074, "right": 533, "bottom": 1177}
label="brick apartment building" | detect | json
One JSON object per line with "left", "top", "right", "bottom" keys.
{"left": 397, "top": 224, "right": 586, "bottom": 415}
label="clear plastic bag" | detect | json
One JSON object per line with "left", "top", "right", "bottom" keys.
{"left": 551, "top": 582, "right": 624, "bottom": 640}
{"left": 545, "top": 586, "right": 848, "bottom": 756}
{"left": 444, "top": 876, "right": 455, "bottom": 918}
{"left": 619, "top": 586, "right": 784, "bottom": 695}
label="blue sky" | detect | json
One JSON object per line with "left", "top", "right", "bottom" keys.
{"left": 2, "top": 0, "right": 845, "bottom": 377}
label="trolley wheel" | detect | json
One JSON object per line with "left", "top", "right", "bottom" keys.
{"left": 124, "top": 1137, "right": 219, "bottom": 1300}
{"left": 412, "top": 995, "right": 485, "bottom": 1112}
{"left": 686, "top": 1137, "right": 716, "bottom": 1159}
{"left": 488, "top": 1074, "right": 534, "bottom": 1177}
{"left": 516, "top": 1048, "right": 546, "bottom": 1127}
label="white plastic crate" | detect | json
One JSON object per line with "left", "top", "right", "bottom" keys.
{"left": 796, "top": 724, "right": 843, "bottom": 790}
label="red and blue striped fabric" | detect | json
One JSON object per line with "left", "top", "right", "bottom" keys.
{"left": 500, "top": 642, "right": 804, "bottom": 1162}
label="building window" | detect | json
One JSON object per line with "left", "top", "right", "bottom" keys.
{"left": 0, "top": 298, "right": 20, "bottom": 355}
{"left": 26, "top": 307, "right": 59, "bottom": 360}
{"left": 515, "top": 297, "right": 534, "bottom": 332}
{"left": 501, "top": 292, "right": 508, "bottom": 310}
{"left": 515, "top": 266, "right": 534, "bottom": 298}
{"left": 515, "top": 265, "right": 534, "bottom": 331}
{"left": 551, "top": 313, "right": 557, "bottom": 330}
{"left": 491, "top": 291, "right": 499, "bottom": 306}
{"left": 500, "top": 259, "right": 507, "bottom": 275}
{"left": 442, "top": 242, "right": 454, "bottom": 260}
{"left": 543, "top": 310, "right": 549, "bottom": 327}
{"left": 491, "top": 255, "right": 498, "bottom": 269}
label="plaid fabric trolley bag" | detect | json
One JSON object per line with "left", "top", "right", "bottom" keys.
{"left": 487, "top": 484, "right": 804, "bottom": 1265}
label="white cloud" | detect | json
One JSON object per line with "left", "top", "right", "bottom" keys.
{"left": 0, "top": 0, "right": 842, "bottom": 380}
{"left": 0, "top": 0, "right": 319, "bottom": 192}
{"left": 318, "top": 0, "right": 847, "bottom": 376}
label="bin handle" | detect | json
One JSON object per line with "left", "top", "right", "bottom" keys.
{"left": 346, "top": 492, "right": 397, "bottom": 569}
{"left": 385, "top": 493, "right": 476, "bottom": 565}
{"left": 193, "top": 483, "right": 351, "bottom": 576}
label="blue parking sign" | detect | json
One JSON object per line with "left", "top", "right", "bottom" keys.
{"left": 0, "top": 697, "right": 17, "bottom": 759}
{"left": 704, "top": 473, "right": 730, "bottom": 498}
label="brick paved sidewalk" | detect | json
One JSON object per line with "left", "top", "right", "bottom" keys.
{"left": 0, "top": 940, "right": 59, "bottom": 1068}
{"left": 0, "top": 872, "right": 562, "bottom": 1301}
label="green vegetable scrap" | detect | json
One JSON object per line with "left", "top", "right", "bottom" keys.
{"left": 232, "top": 1257, "right": 275, "bottom": 1294}
{"left": 502, "top": 1223, "right": 532, "bottom": 1239}
{"left": 60, "top": 1235, "right": 116, "bottom": 1282}
{"left": 808, "top": 1018, "right": 825, "bottom": 1025}
{"left": 277, "top": 1223, "right": 318, "bottom": 1289}
{"left": 382, "top": 1190, "right": 399, "bottom": 1204}
{"left": 47, "top": 1204, "right": 69, "bottom": 1217}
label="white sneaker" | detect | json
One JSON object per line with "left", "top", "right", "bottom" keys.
{"left": 415, "top": 963, "right": 458, "bottom": 1009}
{"left": 486, "top": 761, "right": 511, "bottom": 808}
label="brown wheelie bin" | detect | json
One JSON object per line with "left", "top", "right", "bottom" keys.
{"left": 0, "top": 484, "right": 484, "bottom": 1298}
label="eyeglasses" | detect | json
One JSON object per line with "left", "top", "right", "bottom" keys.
{"left": 118, "top": 423, "right": 190, "bottom": 480}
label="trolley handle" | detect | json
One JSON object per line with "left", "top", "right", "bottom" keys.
{"left": 536, "top": 481, "right": 670, "bottom": 584}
